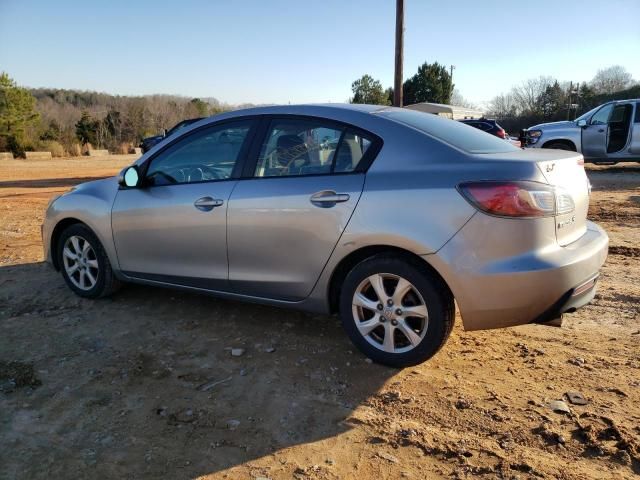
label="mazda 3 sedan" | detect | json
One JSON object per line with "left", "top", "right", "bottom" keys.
{"left": 42, "top": 104, "right": 608, "bottom": 367}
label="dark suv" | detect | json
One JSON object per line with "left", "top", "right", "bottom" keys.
{"left": 140, "top": 118, "right": 204, "bottom": 153}
{"left": 460, "top": 118, "right": 507, "bottom": 139}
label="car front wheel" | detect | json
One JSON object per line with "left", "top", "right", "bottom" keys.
{"left": 57, "top": 223, "right": 120, "bottom": 298}
{"left": 542, "top": 141, "right": 576, "bottom": 151}
{"left": 339, "top": 254, "right": 454, "bottom": 367}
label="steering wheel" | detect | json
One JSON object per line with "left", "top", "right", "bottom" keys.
{"left": 282, "top": 153, "right": 311, "bottom": 175}
{"left": 195, "top": 164, "right": 224, "bottom": 180}
{"left": 149, "top": 170, "right": 179, "bottom": 185}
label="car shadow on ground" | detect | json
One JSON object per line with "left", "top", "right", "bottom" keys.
{"left": 0, "top": 262, "right": 398, "bottom": 479}
{"left": 0, "top": 177, "right": 110, "bottom": 189}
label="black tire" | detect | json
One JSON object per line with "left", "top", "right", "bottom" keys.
{"left": 339, "top": 254, "right": 454, "bottom": 368}
{"left": 57, "top": 223, "right": 120, "bottom": 298}
{"left": 542, "top": 141, "right": 575, "bottom": 151}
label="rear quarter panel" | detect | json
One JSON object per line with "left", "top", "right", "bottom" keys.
{"left": 306, "top": 128, "right": 549, "bottom": 312}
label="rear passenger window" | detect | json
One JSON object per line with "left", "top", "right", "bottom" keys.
{"left": 254, "top": 119, "right": 375, "bottom": 177}
{"left": 334, "top": 131, "right": 372, "bottom": 173}
{"left": 635, "top": 103, "right": 640, "bottom": 123}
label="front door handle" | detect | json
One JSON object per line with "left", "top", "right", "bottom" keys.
{"left": 310, "top": 191, "right": 350, "bottom": 208}
{"left": 194, "top": 196, "right": 224, "bottom": 212}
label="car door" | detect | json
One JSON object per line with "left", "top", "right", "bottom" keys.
{"left": 581, "top": 103, "right": 613, "bottom": 160}
{"left": 227, "top": 116, "right": 380, "bottom": 301}
{"left": 631, "top": 102, "right": 640, "bottom": 157}
{"left": 111, "top": 119, "right": 256, "bottom": 289}
{"left": 606, "top": 103, "right": 633, "bottom": 158}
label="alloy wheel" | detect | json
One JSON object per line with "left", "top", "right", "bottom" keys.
{"left": 351, "top": 273, "right": 429, "bottom": 354}
{"left": 62, "top": 235, "right": 99, "bottom": 291}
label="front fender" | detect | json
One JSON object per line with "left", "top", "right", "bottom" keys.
{"left": 530, "top": 126, "right": 582, "bottom": 153}
{"left": 43, "top": 178, "right": 119, "bottom": 271}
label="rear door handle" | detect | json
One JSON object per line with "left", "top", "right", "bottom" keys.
{"left": 194, "top": 196, "right": 224, "bottom": 211}
{"left": 310, "top": 191, "right": 350, "bottom": 207}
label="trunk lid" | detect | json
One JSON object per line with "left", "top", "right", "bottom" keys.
{"left": 536, "top": 153, "right": 589, "bottom": 246}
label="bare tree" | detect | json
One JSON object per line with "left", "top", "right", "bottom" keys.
{"left": 511, "top": 76, "right": 554, "bottom": 115}
{"left": 590, "top": 65, "right": 634, "bottom": 94}
{"left": 487, "top": 93, "right": 517, "bottom": 118}
{"left": 450, "top": 89, "right": 477, "bottom": 109}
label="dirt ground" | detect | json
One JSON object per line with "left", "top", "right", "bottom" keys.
{"left": 0, "top": 155, "right": 638, "bottom": 480}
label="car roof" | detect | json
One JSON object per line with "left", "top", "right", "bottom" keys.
{"left": 605, "top": 98, "right": 640, "bottom": 105}
{"left": 136, "top": 102, "right": 519, "bottom": 162}
{"left": 460, "top": 118, "right": 497, "bottom": 123}
{"left": 183, "top": 103, "right": 402, "bottom": 136}
{"left": 216, "top": 103, "right": 388, "bottom": 116}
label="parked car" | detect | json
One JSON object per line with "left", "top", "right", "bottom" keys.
{"left": 140, "top": 117, "right": 203, "bottom": 153}
{"left": 42, "top": 104, "right": 608, "bottom": 367}
{"left": 459, "top": 118, "right": 507, "bottom": 139}
{"left": 521, "top": 99, "right": 640, "bottom": 163}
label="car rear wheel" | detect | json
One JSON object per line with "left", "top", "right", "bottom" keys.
{"left": 57, "top": 223, "right": 120, "bottom": 298}
{"left": 339, "top": 254, "right": 454, "bottom": 367}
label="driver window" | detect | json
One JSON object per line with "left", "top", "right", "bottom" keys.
{"left": 146, "top": 121, "right": 252, "bottom": 186}
{"left": 589, "top": 104, "right": 613, "bottom": 126}
{"left": 254, "top": 120, "right": 343, "bottom": 177}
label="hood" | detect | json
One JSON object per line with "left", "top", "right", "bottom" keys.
{"left": 64, "top": 176, "right": 120, "bottom": 204}
{"left": 72, "top": 176, "right": 118, "bottom": 192}
{"left": 527, "top": 120, "right": 575, "bottom": 131}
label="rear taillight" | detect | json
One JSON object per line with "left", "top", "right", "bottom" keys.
{"left": 458, "top": 181, "right": 574, "bottom": 218}
{"left": 496, "top": 128, "right": 506, "bottom": 139}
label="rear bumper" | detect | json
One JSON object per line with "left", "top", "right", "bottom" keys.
{"left": 531, "top": 273, "right": 599, "bottom": 326}
{"left": 425, "top": 219, "right": 609, "bottom": 331}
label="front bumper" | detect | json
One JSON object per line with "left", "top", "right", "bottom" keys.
{"left": 426, "top": 219, "right": 609, "bottom": 331}
{"left": 42, "top": 221, "right": 55, "bottom": 267}
{"left": 519, "top": 129, "right": 542, "bottom": 148}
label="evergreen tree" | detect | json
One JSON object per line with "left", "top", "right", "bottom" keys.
{"left": 0, "top": 72, "right": 40, "bottom": 153}
{"left": 403, "top": 62, "right": 454, "bottom": 105}
{"left": 75, "top": 111, "right": 99, "bottom": 145}
{"left": 350, "top": 75, "right": 391, "bottom": 105}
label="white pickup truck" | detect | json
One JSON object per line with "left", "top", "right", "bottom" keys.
{"left": 522, "top": 99, "right": 640, "bottom": 163}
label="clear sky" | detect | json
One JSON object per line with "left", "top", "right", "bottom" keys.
{"left": 1, "top": 0, "right": 639, "bottom": 106}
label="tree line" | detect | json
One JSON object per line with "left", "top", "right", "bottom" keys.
{"left": 0, "top": 72, "right": 245, "bottom": 157}
{"left": 2, "top": 64, "right": 638, "bottom": 157}
{"left": 485, "top": 66, "right": 638, "bottom": 132}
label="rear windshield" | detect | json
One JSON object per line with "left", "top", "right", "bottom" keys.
{"left": 378, "top": 109, "right": 518, "bottom": 154}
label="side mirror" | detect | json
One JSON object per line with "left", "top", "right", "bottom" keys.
{"left": 577, "top": 119, "right": 587, "bottom": 127}
{"left": 118, "top": 165, "right": 141, "bottom": 188}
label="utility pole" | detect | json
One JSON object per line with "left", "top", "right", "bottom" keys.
{"left": 567, "top": 81, "right": 573, "bottom": 120}
{"left": 450, "top": 65, "right": 455, "bottom": 85}
{"left": 393, "top": 0, "right": 404, "bottom": 107}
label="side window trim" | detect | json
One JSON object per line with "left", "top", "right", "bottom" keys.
{"left": 239, "top": 114, "right": 383, "bottom": 180}
{"left": 139, "top": 117, "right": 260, "bottom": 186}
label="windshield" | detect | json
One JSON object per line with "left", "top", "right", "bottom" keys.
{"left": 575, "top": 105, "right": 601, "bottom": 123}
{"left": 379, "top": 109, "right": 518, "bottom": 154}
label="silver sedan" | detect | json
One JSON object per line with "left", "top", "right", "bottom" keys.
{"left": 42, "top": 104, "right": 608, "bottom": 367}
